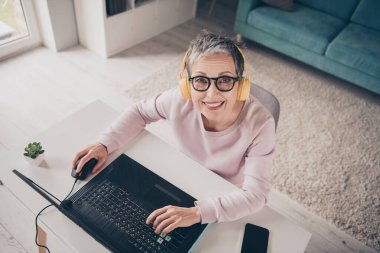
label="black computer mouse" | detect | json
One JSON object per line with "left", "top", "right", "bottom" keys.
{"left": 71, "top": 158, "right": 98, "bottom": 180}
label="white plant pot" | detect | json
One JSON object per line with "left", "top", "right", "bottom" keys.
{"left": 24, "top": 153, "right": 44, "bottom": 166}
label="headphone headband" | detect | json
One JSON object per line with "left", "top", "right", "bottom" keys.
{"left": 179, "top": 44, "right": 248, "bottom": 79}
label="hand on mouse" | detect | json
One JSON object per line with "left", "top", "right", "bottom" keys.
{"left": 72, "top": 143, "right": 108, "bottom": 174}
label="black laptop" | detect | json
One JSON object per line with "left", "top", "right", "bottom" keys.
{"left": 15, "top": 153, "right": 207, "bottom": 253}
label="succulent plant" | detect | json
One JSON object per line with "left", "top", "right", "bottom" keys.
{"left": 24, "top": 142, "right": 45, "bottom": 159}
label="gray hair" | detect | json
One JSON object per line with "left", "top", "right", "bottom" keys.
{"left": 185, "top": 30, "right": 245, "bottom": 77}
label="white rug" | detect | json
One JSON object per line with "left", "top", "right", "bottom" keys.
{"left": 125, "top": 46, "right": 380, "bottom": 251}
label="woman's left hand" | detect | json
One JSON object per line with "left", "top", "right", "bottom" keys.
{"left": 146, "top": 205, "right": 201, "bottom": 234}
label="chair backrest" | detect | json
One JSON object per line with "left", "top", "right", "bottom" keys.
{"left": 251, "top": 83, "right": 280, "bottom": 131}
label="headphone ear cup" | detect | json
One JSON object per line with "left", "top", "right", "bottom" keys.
{"left": 237, "top": 77, "right": 251, "bottom": 101}
{"left": 179, "top": 78, "right": 192, "bottom": 99}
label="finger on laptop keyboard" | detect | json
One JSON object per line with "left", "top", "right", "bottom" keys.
{"left": 146, "top": 206, "right": 167, "bottom": 225}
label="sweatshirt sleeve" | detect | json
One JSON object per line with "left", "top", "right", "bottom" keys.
{"left": 195, "top": 117, "right": 276, "bottom": 224}
{"left": 97, "top": 88, "right": 178, "bottom": 154}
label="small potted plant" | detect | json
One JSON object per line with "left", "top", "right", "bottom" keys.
{"left": 24, "top": 142, "right": 45, "bottom": 166}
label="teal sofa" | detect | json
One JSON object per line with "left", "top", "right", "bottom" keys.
{"left": 234, "top": 0, "right": 380, "bottom": 95}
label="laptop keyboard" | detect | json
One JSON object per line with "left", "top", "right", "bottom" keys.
{"left": 76, "top": 179, "right": 185, "bottom": 253}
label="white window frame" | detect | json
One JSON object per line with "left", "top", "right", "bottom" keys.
{"left": 0, "top": 0, "right": 41, "bottom": 60}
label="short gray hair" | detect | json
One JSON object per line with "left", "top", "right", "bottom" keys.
{"left": 185, "top": 30, "right": 245, "bottom": 77}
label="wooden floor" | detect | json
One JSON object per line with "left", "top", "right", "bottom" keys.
{"left": 0, "top": 2, "right": 377, "bottom": 253}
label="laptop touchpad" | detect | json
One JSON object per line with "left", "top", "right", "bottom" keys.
{"left": 144, "top": 183, "right": 183, "bottom": 208}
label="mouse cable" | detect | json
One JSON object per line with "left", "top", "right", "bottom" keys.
{"left": 35, "top": 178, "right": 79, "bottom": 253}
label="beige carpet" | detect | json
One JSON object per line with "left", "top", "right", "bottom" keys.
{"left": 125, "top": 45, "right": 380, "bottom": 251}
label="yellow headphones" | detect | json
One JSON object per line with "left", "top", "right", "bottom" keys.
{"left": 179, "top": 46, "right": 251, "bottom": 101}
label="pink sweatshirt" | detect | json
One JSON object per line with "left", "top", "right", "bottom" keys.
{"left": 98, "top": 87, "right": 275, "bottom": 224}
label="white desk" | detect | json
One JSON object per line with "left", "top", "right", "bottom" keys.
{"left": 1, "top": 100, "right": 311, "bottom": 253}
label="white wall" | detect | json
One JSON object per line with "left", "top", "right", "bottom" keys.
{"left": 33, "top": 0, "right": 79, "bottom": 51}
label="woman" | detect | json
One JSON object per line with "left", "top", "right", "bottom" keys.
{"left": 72, "top": 30, "right": 275, "bottom": 236}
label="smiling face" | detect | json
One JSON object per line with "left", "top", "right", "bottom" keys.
{"left": 189, "top": 53, "right": 244, "bottom": 132}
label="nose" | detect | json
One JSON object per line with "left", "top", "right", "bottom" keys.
{"left": 206, "top": 80, "right": 219, "bottom": 97}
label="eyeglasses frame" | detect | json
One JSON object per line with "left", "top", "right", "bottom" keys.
{"left": 188, "top": 75, "right": 240, "bottom": 92}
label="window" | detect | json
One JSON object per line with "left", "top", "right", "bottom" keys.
{"left": 0, "top": 0, "right": 40, "bottom": 60}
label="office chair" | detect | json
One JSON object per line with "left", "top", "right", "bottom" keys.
{"left": 251, "top": 83, "right": 280, "bottom": 131}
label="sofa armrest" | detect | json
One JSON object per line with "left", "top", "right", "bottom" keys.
{"left": 236, "top": 0, "right": 261, "bottom": 23}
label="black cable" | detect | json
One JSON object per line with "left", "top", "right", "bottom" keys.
{"left": 64, "top": 178, "right": 79, "bottom": 200}
{"left": 35, "top": 204, "right": 53, "bottom": 253}
{"left": 35, "top": 178, "right": 79, "bottom": 252}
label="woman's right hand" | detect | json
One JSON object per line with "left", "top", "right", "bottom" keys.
{"left": 72, "top": 143, "right": 108, "bottom": 174}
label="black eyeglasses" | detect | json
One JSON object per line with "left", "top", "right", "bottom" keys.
{"left": 189, "top": 76, "right": 240, "bottom": 92}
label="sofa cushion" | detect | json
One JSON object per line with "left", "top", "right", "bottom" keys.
{"left": 295, "top": 0, "right": 359, "bottom": 20}
{"left": 326, "top": 23, "right": 380, "bottom": 79}
{"left": 351, "top": 0, "right": 380, "bottom": 31}
{"left": 261, "top": 0, "right": 294, "bottom": 11}
{"left": 247, "top": 4, "right": 346, "bottom": 54}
